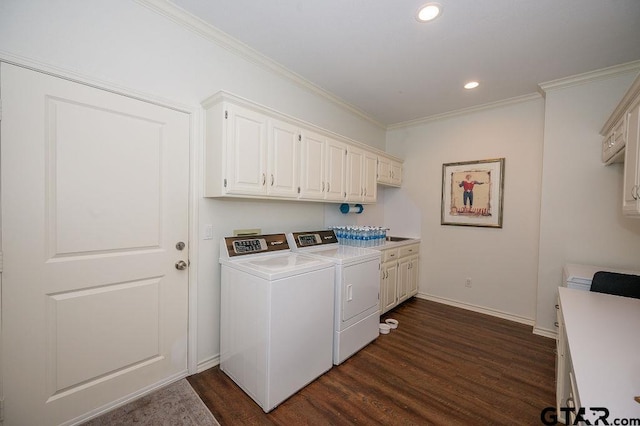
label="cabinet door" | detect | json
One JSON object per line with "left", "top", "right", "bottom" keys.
{"left": 268, "top": 119, "right": 299, "bottom": 198}
{"left": 623, "top": 102, "right": 640, "bottom": 215}
{"left": 390, "top": 161, "right": 403, "bottom": 186}
{"left": 325, "top": 138, "right": 347, "bottom": 201}
{"left": 299, "top": 130, "right": 326, "bottom": 200}
{"left": 363, "top": 151, "right": 378, "bottom": 203}
{"left": 377, "top": 156, "right": 391, "bottom": 184}
{"left": 408, "top": 255, "right": 419, "bottom": 296}
{"left": 346, "top": 147, "right": 364, "bottom": 201}
{"left": 397, "top": 257, "right": 410, "bottom": 303}
{"left": 226, "top": 105, "right": 268, "bottom": 195}
{"left": 381, "top": 261, "right": 398, "bottom": 313}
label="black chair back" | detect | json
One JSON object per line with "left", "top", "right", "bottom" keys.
{"left": 590, "top": 271, "right": 640, "bottom": 299}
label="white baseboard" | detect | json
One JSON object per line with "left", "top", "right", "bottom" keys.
{"left": 415, "top": 292, "right": 536, "bottom": 327}
{"left": 533, "top": 326, "right": 557, "bottom": 339}
{"left": 196, "top": 355, "right": 220, "bottom": 373}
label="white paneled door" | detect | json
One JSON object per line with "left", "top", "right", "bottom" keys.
{"left": 0, "top": 63, "right": 190, "bottom": 425}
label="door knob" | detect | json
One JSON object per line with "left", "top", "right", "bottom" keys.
{"left": 175, "top": 260, "right": 188, "bottom": 270}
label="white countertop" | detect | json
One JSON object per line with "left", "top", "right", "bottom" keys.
{"left": 558, "top": 287, "right": 640, "bottom": 421}
{"left": 372, "top": 238, "right": 421, "bottom": 250}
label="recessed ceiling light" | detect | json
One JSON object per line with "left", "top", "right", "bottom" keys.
{"left": 416, "top": 3, "right": 442, "bottom": 22}
{"left": 464, "top": 81, "right": 480, "bottom": 90}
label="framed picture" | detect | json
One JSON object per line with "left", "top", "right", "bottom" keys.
{"left": 441, "top": 158, "right": 505, "bottom": 228}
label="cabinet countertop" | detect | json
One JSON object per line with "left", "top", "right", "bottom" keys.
{"left": 372, "top": 238, "right": 421, "bottom": 250}
{"left": 558, "top": 287, "right": 640, "bottom": 421}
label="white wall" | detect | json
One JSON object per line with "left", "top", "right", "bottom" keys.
{"left": 386, "top": 98, "right": 545, "bottom": 322}
{"left": 0, "top": 0, "right": 386, "bottom": 369}
{"left": 535, "top": 70, "right": 640, "bottom": 334}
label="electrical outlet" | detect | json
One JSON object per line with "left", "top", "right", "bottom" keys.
{"left": 465, "top": 278, "right": 472, "bottom": 288}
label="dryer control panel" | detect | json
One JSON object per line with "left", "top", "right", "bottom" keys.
{"left": 290, "top": 230, "right": 338, "bottom": 248}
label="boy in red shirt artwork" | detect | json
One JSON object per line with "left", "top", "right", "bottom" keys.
{"left": 458, "top": 174, "right": 486, "bottom": 212}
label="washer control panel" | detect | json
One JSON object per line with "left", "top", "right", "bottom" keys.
{"left": 223, "top": 233, "right": 290, "bottom": 257}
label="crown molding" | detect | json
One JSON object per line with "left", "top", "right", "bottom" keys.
{"left": 134, "top": 0, "right": 385, "bottom": 130}
{"left": 387, "top": 93, "right": 542, "bottom": 130}
{"left": 539, "top": 60, "right": 640, "bottom": 92}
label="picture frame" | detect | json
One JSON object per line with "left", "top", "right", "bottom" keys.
{"left": 441, "top": 158, "right": 505, "bottom": 228}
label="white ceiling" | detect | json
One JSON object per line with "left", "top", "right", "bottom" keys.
{"left": 172, "top": 0, "right": 640, "bottom": 126}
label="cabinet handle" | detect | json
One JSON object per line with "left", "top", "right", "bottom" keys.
{"left": 327, "top": 182, "right": 330, "bottom": 192}
{"left": 262, "top": 173, "right": 266, "bottom": 186}
{"left": 271, "top": 174, "right": 274, "bottom": 186}
{"left": 554, "top": 321, "right": 559, "bottom": 328}
{"left": 632, "top": 185, "right": 639, "bottom": 200}
{"left": 555, "top": 304, "right": 559, "bottom": 309}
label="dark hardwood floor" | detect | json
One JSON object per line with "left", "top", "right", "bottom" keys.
{"left": 188, "top": 298, "right": 556, "bottom": 425}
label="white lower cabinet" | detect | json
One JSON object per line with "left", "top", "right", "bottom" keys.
{"left": 379, "top": 243, "right": 420, "bottom": 314}
{"left": 555, "top": 298, "right": 571, "bottom": 421}
{"left": 380, "top": 259, "right": 398, "bottom": 313}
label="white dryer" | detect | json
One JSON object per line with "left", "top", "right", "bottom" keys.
{"left": 219, "top": 233, "right": 334, "bottom": 412}
{"left": 287, "top": 230, "right": 381, "bottom": 364}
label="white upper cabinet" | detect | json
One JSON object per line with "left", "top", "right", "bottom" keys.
{"left": 223, "top": 104, "right": 269, "bottom": 196}
{"left": 299, "top": 131, "right": 348, "bottom": 201}
{"left": 268, "top": 118, "right": 299, "bottom": 198}
{"left": 346, "top": 147, "right": 378, "bottom": 203}
{"left": 623, "top": 100, "right": 640, "bottom": 216}
{"left": 601, "top": 73, "right": 640, "bottom": 217}
{"left": 299, "top": 129, "right": 326, "bottom": 200}
{"left": 206, "top": 102, "right": 298, "bottom": 198}
{"left": 363, "top": 151, "right": 378, "bottom": 203}
{"left": 377, "top": 154, "right": 403, "bottom": 187}
{"left": 346, "top": 146, "right": 364, "bottom": 201}
{"left": 203, "top": 91, "right": 399, "bottom": 203}
{"left": 325, "top": 138, "right": 348, "bottom": 201}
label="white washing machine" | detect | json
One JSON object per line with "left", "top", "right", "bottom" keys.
{"left": 287, "top": 230, "right": 381, "bottom": 365}
{"left": 219, "top": 233, "right": 335, "bottom": 413}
